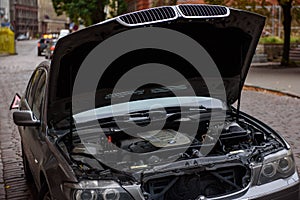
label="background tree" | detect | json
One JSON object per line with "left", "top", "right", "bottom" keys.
{"left": 278, "top": 0, "right": 293, "bottom": 66}
{"left": 152, "top": 0, "right": 177, "bottom": 7}
{"left": 204, "top": 0, "right": 270, "bottom": 15}
{"left": 107, "top": 0, "right": 128, "bottom": 18}
{"left": 52, "top": 0, "right": 126, "bottom": 26}
{"left": 52, "top": 0, "right": 106, "bottom": 26}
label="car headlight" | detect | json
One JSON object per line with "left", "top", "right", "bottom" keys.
{"left": 258, "top": 150, "right": 295, "bottom": 185}
{"left": 63, "top": 180, "right": 134, "bottom": 200}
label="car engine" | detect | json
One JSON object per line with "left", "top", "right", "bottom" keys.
{"left": 57, "top": 112, "right": 284, "bottom": 199}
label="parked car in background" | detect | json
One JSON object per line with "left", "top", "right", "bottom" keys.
{"left": 16, "top": 34, "right": 29, "bottom": 41}
{"left": 37, "top": 38, "right": 50, "bottom": 56}
{"left": 45, "top": 39, "right": 57, "bottom": 59}
{"left": 11, "top": 4, "right": 300, "bottom": 200}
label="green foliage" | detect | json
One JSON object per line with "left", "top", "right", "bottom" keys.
{"left": 52, "top": 0, "right": 104, "bottom": 26}
{"left": 290, "top": 36, "right": 300, "bottom": 43}
{"left": 108, "top": 0, "right": 127, "bottom": 18}
{"left": 259, "top": 36, "right": 300, "bottom": 44}
{"left": 292, "top": 5, "right": 300, "bottom": 26}
{"left": 52, "top": 0, "right": 127, "bottom": 26}
{"left": 259, "top": 36, "right": 284, "bottom": 44}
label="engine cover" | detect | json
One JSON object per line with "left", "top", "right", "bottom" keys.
{"left": 137, "top": 129, "right": 191, "bottom": 148}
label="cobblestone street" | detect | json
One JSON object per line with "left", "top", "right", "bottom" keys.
{"left": 0, "top": 40, "right": 299, "bottom": 199}
{"left": 0, "top": 40, "right": 44, "bottom": 199}
{"left": 239, "top": 90, "right": 300, "bottom": 167}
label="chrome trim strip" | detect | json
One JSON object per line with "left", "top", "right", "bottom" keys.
{"left": 176, "top": 4, "right": 230, "bottom": 19}
{"left": 116, "top": 6, "right": 178, "bottom": 27}
{"left": 116, "top": 5, "right": 230, "bottom": 27}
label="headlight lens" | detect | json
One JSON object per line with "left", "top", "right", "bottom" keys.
{"left": 103, "top": 188, "right": 121, "bottom": 200}
{"left": 74, "top": 190, "right": 97, "bottom": 200}
{"left": 258, "top": 152, "right": 295, "bottom": 185}
{"left": 261, "top": 162, "right": 277, "bottom": 178}
{"left": 63, "top": 180, "right": 134, "bottom": 200}
{"left": 278, "top": 156, "right": 293, "bottom": 173}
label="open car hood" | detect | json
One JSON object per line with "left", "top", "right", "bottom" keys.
{"left": 48, "top": 4, "right": 265, "bottom": 124}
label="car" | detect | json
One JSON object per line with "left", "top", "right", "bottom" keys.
{"left": 37, "top": 38, "right": 50, "bottom": 56}
{"left": 45, "top": 39, "right": 57, "bottom": 59}
{"left": 16, "top": 34, "right": 29, "bottom": 41}
{"left": 11, "top": 4, "right": 300, "bottom": 200}
{"left": 58, "top": 29, "right": 70, "bottom": 39}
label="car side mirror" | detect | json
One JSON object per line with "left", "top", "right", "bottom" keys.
{"left": 13, "top": 110, "right": 40, "bottom": 126}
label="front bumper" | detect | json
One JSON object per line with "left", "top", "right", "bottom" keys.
{"left": 254, "top": 183, "right": 299, "bottom": 200}
{"left": 123, "top": 172, "right": 300, "bottom": 200}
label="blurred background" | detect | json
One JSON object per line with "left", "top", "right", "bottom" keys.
{"left": 1, "top": 0, "right": 300, "bottom": 65}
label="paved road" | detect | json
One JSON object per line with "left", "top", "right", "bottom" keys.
{"left": 0, "top": 40, "right": 44, "bottom": 199}
{"left": 0, "top": 40, "right": 299, "bottom": 199}
{"left": 246, "top": 65, "right": 300, "bottom": 97}
{"left": 239, "top": 90, "right": 300, "bottom": 167}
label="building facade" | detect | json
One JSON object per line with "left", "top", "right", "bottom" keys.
{"left": 4, "top": 0, "right": 68, "bottom": 37}
{"left": 10, "top": 0, "right": 38, "bottom": 37}
{"left": 38, "top": 0, "right": 69, "bottom": 35}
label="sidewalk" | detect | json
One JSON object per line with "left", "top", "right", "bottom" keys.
{"left": 246, "top": 62, "right": 300, "bottom": 98}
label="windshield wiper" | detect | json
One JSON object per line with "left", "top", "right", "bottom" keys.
{"left": 166, "top": 106, "right": 225, "bottom": 122}
{"left": 97, "top": 110, "right": 168, "bottom": 127}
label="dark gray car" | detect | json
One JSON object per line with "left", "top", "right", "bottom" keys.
{"left": 12, "top": 4, "right": 300, "bottom": 200}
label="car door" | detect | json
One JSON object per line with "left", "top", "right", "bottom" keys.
{"left": 21, "top": 67, "right": 47, "bottom": 186}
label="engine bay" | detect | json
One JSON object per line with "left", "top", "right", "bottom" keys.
{"left": 57, "top": 109, "right": 284, "bottom": 170}
{"left": 56, "top": 110, "right": 285, "bottom": 199}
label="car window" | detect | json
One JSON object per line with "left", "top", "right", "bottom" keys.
{"left": 25, "top": 70, "right": 42, "bottom": 107}
{"left": 32, "top": 72, "right": 46, "bottom": 120}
